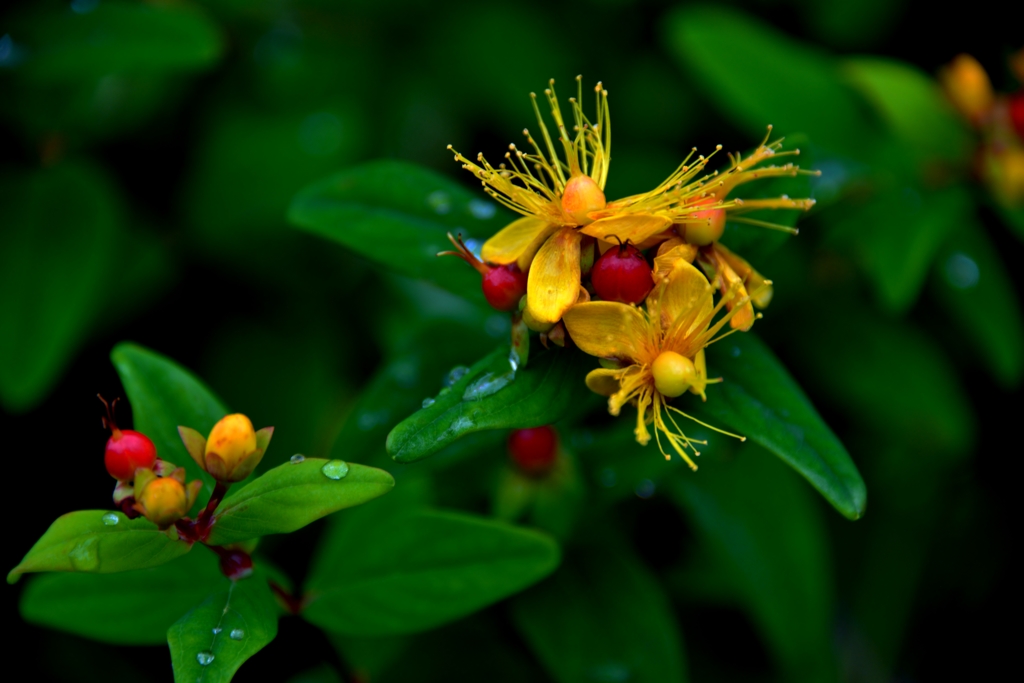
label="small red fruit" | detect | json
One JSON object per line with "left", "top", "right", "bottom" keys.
{"left": 591, "top": 243, "right": 653, "bottom": 304}
{"left": 1009, "top": 91, "right": 1024, "bottom": 141}
{"left": 508, "top": 426, "right": 558, "bottom": 476}
{"left": 99, "top": 395, "right": 157, "bottom": 481}
{"left": 482, "top": 264, "right": 528, "bottom": 311}
{"left": 440, "top": 232, "right": 527, "bottom": 311}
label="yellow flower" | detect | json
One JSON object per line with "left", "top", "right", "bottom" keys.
{"left": 177, "top": 414, "right": 274, "bottom": 483}
{"left": 449, "top": 77, "right": 815, "bottom": 328}
{"left": 562, "top": 257, "right": 745, "bottom": 469}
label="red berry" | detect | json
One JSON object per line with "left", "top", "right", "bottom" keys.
{"left": 508, "top": 426, "right": 558, "bottom": 476}
{"left": 1009, "top": 91, "right": 1024, "bottom": 141}
{"left": 105, "top": 430, "right": 158, "bottom": 481}
{"left": 482, "top": 264, "right": 527, "bottom": 311}
{"left": 591, "top": 244, "right": 653, "bottom": 304}
{"left": 218, "top": 550, "right": 254, "bottom": 580}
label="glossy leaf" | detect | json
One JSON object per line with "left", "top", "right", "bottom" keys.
{"left": 511, "top": 536, "right": 687, "bottom": 683}
{"left": 288, "top": 160, "right": 511, "bottom": 304}
{"left": 842, "top": 57, "right": 971, "bottom": 162}
{"left": 663, "top": 4, "right": 877, "bottom": 159}
{"left": 13, "top": 2, "right": 222, "bottom": 82}
{"left": 670, "top": 445, "right": 836, "bottom": 680}
{"left": 168, "top": 574, "right": 279, "bottom": 683}
{"left": 8, "top": 510, "right": 191, "bottom": 584}
{"left": 387, "top": 346, "right": 591, "bottom": 463}
{"left": 0, "top": 162, "right": 118, "bottom": 412}
{"left": 20, "top": 550, "right": 221, "bottom": 645}
{"left": 701, "top": 333, "right": 867, "bottom": 519}
{"left": 112, "top": 342, "right": 229, "bottom": 500}
{"left": 206, "top": 458, "right": 395, "bottom": 546}
{"left": 932, "top": 222, "right": 1024, "bottom": 387}
{"left": 303, "top": 509, "right": 560, "bottom": 636}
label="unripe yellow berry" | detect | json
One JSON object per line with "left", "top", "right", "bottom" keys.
{"left": 683, "top": 199, "right": 726, "bottom": 246}
{"left": 652, "top": 351, "right": 696, "bottom": 398}
{"left": 136, "top": 477, "right": 188, "bottom": 528}
{"left": 561, "top": 174, "right": 606, "bottom": 226}
{"left": 205, "top": 414, "right": 258, "bottom": 482}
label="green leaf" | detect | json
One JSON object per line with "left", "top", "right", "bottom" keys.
{"left": 511, "top": 536, "right": 687, "bottom": 683}
{"left": 932, "top": 222, "right": 1024, "bottom": 386}
{"left": 8, "top": 510, "right": 191, "bottom": 584}
{"left": 288, "top": 160, "right": 511, "bottom": 304}
{"left": 13, "top": 2, "right": 222, "bottom": 82}
{"left": 842, "top": 57, "right": 971, "bottom": 163}
{"left": 303, "top": 509, "right": 560, "bottom": 636}
{"left": 19, "top": 549, "right": 222, "bottom": 645}
{"left": 0, "top": 162, "right": 119, "bottom": 412}
{"left": 701, "top": 333, "right": 867, "bottom": 520}
{"left": 386, "top": 346, "right": 591, "bottom": 463}
{"left": 168, "top": 574, "right": 279, "bottom": 683}
{"left": 112, "top": 342, "right": 229, "bottom": 500}
{"left": 205, "top": 458, "right": 395, "bottom": 546}
{"left": 669, "top": 446, "right": 836, "bottom": 680}
{"left": 662, "top": 5, "right": 877, "bottom": 159}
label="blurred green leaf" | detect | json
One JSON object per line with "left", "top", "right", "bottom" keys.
{"left": 13, "top": 2, "right": 222, "bottom": 82}
{"left": 288, "top": 160, "right": 511, "bottom": 304}
{"left": 167, "top": 573, "right": 278, "bottom": 683}
{"left": 842, "top": 57, "right": 970, "bottom": 163}
{"left": 112, "top": 343, "right": 227, "bottom": 501}
{"left": 997, "top": 203, "right": 1024, "bottom": 242}
{"left": 386, "top": 347, "right": 590, "bottom": 463}
{"left": 701, "top": 333, "right": 867, "bottom": 520}
{"left": 8, "top": 511, "right": 190, "bottom": 584}
{"left": 0, "top": 162, "right": 118, "bottom": 412}
{"left": 663, "top": 5, "right": 877, "bottom": 159}
{"left": 20, "top": 549, "right": 221, "bottom": 645}
{"left": 511, "top": 535, "right": 687, "bottom": 683}
{"left": 790, "top": 302, "right": 973, "bottom": 455}
{"left": 287, "top": 664, "right": 343, "bottom": 683}
{"left": 303, "top": 509, "right": 560, "bottom": 636}
{"left": 931, "top": 222, "right": 1024, "bottom": 386}
{"left": 799, "top": 0, "right": 904, "bottom": 49}
{"left": 670, "top": 446, "right": 836, "bottom": 681}
{"left": 206, "top": 458, "right": 395, "bottom": 546}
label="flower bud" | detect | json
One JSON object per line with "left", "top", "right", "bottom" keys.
{"left": 940, "top": 54, "right": 994, "bottom": 124}
{"left": 681, "top": 198, "right": 726, "bottom": 246}
{"left": 180, "top": 415, "right": 274, "bottom": 483}
{"left": 132, "top": 467, "right": 201, "bottom": 529}
{"left": 561, "top": 174, "right": 606, "bottom": 225}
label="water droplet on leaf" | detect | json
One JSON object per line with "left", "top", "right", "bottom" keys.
{"left": 289, "top": 454, "right": 305, "bottom": 464}
{"left": 69, "top": 538, "right": 99, "bottom": 571}
{"left": 462, "top": 370, "right": 515, "bottom": 401}
{"left": 444, "top": 365, "right": 470, "bottom": 387}
{"left": 212, "top": 627, "right": 222, "bottom": 635}
{"left": 421, "top": 397, "right": 435, "bottom": 409}
{"left": 101, "top": 513, "right": 119, "bottom": 526}
{"left": 197, "top": 652, "right": 215, "bottom": 666}
{"left": 229, "top": 629, "right": 244, "bottom": 640}
{"left": 321, "top": 460, "right": 350, "bottom": 480}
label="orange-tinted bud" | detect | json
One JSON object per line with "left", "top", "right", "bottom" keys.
{"left": 132, "top": 468, "right": 201, "bottom": 529}
{"left": 201, "top": 414, "right": 270, "bottom": 483}
{"left": 681, "top": 198, "right": 726, "bottom": 246}
{"left": 940, "top": 54, "right": 994, "bottom": 124}
{"left": 561, "top": 175, "right": 606, "bottom": 225}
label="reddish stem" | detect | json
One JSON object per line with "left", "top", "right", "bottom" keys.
{"left": 269, "top": 580, "right": 305, "bottom": 615}
{"left": 173, "top": 481, "right": 229, "bottom": 544}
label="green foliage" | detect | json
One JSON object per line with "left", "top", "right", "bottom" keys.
{"left": 304, "top": 499, "right": 560, "bottom": 636}
{"left": 701, "top": 333, "right": 867, "bottom": 519}
{"left": 167, "top": 573, "right": 279, "bottom": 683}
{"left": 0, "top": 162, "right": 119, "bottom": 412}
{"left": 8, "top": 511, "right": 190, "bottom": 584}
{"left": 511, "top": 535, "right": 688, "bottom": 683}
{"left": 288, "top": 160, "right": 511, "bottom": 305}
{"left": 206, "top": 458, "right": 395, "bottom": 546}
{"left": 19, "top": 550, "right": 222, "bottom": 645}
{"left": 387, "top": 346, "right": 591, "bottom": 462}
{"left": 112, "top": 343, "right": 229, "bottom": 501}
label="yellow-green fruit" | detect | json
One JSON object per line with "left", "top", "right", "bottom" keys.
{"left": 652, "top": 351, "right": 696, "bottom": 397}
{"left": 205, "top": 414, "right": 257, "bottom": 472}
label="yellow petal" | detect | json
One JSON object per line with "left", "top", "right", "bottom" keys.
{"left": 481, "top": 216, "right": 559, "bottom": 269}
{"left": 580, "top": 213, "right": 671, "bottom": 245}
{"left": 585, "top": 368, "right": 623, "bottom": 397}
{"left": 648, "top": 258, "right": 714, "bottom": 336}
{"left": 688, "top": 348, "right": 708, "bottom": 401}
{"left": 526, "top": 227, "right": 582, "bottom": 324}
{"left": 653, "top": 238, "right": 698, "bottom": 278}
{"left": 562, "top": 301, "right": 650, "bottom": 360}
{"left": 714, "top": 243, "right": 772, "bottom": 309}
{"left": 700, "top": 248, "right": 755, "bottom": 332}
